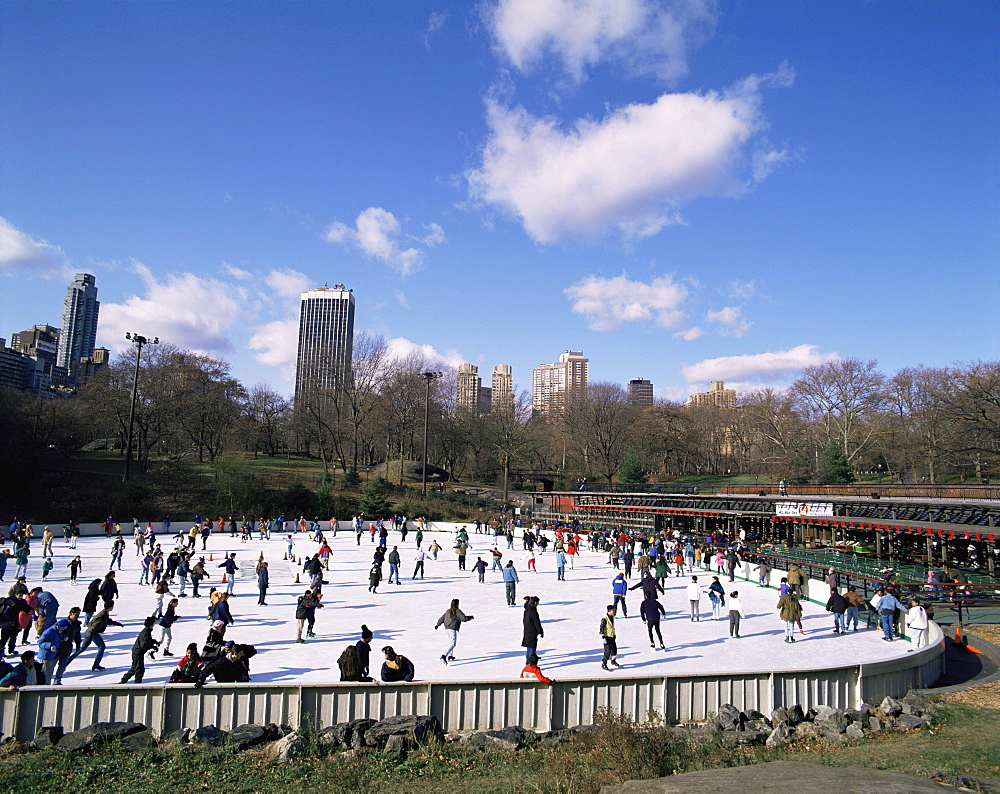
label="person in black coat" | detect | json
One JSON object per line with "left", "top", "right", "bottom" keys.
{"left": 99, "top": 571, "right": 118, "bottom": 608}
{"left": 194, "top": 644, "right": 251, "bottom": 686}
{"left": 82, "top": 579, "right": 102, "bottom": 622}
{"left": 521, "top": 596, "right": 543, "bottom": 662}
{"left": 826, "top": 588, "right": 849, "bottom": 634}
{"left": 628, "top": 571, "right": 664, "bottom": 600}
{"left": 640, "top": 594, "right": 666, "bottom": 649}
{"left": 379, "top": 646, "right": 414, "bottom": 682}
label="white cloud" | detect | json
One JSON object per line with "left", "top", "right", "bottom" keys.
{"left": 324, "top": 207, "right": 445, "bottom": 277}
{"left": 726, "top": 279, "right": 757, "bottom": 301}
{"left": 247, "top": 318, "right": 299, "bottom": 381}
{"left": 395, "top": 291, "right": 411, "bottom": 310}
{"left": 221, "top": 261, "right": 252, "bottom": 281}
{"left": 386, "top": 337, "right": 466, "bottom": 371}
{"left": 489, "top": 0, "right": 717, "bottom": 84}
{"left": 265, "top": 267, "right": 312, "bottom": 299}
{"left": 674, "top": 326, "right": 703, "bottom": 341}
{"left": 423, "top": 11, "right": 448, "bottom": 48}
{"left": 99, "top": 262, "right": 247, "bottom": 355}
{"left": 681, "top": 344, "right": 839, "bottom": 384}
{"left": 468, "top": 68, "right": 791, "bottom": 243}
{"left": 705, "top": 305, "right": 751, "bottom": 337}
{"left": 564, "top": 274, "right": 689, "bottom": 331}
{"left": 0, "top": 217, "right": 70, "bottom": 278}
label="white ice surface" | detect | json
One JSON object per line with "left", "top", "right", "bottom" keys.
{"left": 17, "top": 528, "right": 914, "bottom": 684}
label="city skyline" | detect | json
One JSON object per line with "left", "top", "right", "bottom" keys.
{"left": 294, "top": 285, "right": 355, "bottom": 405}
{"left": 0, "top": 3, "right": 995, "bottom": 402}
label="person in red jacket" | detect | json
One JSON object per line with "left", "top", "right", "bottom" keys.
{"left": 520, "top": 653, "right": 553, "bottom": 683}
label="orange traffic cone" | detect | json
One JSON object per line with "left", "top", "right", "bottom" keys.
{"left": 221, "top": 573, "right": 227, "bottom": 584}
{"left": 295, "top": 573, "right": 300, "bottom": 584}
{"left": 209, "top": 553, "right": 213, "bottom": 562}
{"left": 283, "top": 553, "right": 287, "bottom": 561}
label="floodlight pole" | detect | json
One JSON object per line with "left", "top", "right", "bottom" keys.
{"left": 122, "top": 332, "right": 159, "bottom": 483}
{"left": 420, "top": 371, "right": 442, "bottom": 496}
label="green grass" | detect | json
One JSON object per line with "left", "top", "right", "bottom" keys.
{"left": 1, "top": 701, "right": 997, "bottom": 793}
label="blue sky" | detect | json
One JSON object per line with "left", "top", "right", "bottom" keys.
{"left": 1, "top": 1, "right": 996, "bottom": 401}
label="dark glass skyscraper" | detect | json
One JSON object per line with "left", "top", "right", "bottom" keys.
{"left": 294, "top": 285, "right": 355, "bottom": 404}
{"left": 57, "top": 273, "right": 100, "bottom": 374}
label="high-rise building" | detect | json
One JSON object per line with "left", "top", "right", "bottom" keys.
{"left": 628, "top": 378, "right": 654, "bottom": 406}
{"left": 57, "top": 273, "right": 100, "bottom": 374}
{"left": 456, "top": 363, "right": 482, "bottom": 413}
{"left": 687, "top": 381, "right": 737, "bottom": 409}
{"left": 11, "top": 325, "right": 60, "bottom": 368}
{"left": 294, "top": 285, "right": 355, "bottom": 405}
{"left": 491, "top": 364, "right": 513, "bottom": 413}
{"left": 477, "top": 386, "right": 492, "bottom": 414}
{"left": 532, "top": 350, "right": 588, "bottom": 415}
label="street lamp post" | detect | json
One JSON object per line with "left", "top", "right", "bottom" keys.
{"left": 419, "top": 371, "right": 442, "bottom": 496}
{"left": 122, "top": 332, "right": 159, "bottom": 483}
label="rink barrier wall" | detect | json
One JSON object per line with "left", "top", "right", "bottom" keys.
{"left": 40, "top": 520, "right": 477, "bottom": 538}
{"left": 0, "top": 624, "right": 944, "bottom": 741}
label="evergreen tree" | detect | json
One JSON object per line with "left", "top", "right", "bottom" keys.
{"left": 619, "top": 452, "right": 648, "bottom": 484}
{"left": 819, "top": 442, "right": 854, "bottom": 484}
{"left": 315, "top": 472, "right": 335, "bottom": 518}
{"left": 342, "top": 466, "right": 361, "bottom": 489}
{"left": 358, "top": 476, "right": 391, "bottom": 516}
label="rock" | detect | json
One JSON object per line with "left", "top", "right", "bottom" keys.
{"left": 57, "top": 722, "right": 147, "bottom": 752}
{"left": 895, "top": 714, "right": 927, "bottom": 731}
{"left": 882, "top": 716, "right": 897, "bottom": 730}
{"left": 813, "top": 705, "right": 837, "bottom": 719}
{"left": 228, "top": 724, "right": 273, "bottom": 752}
{"left": 317, "top": 726, "right": 343, "bottom": 749}
{"left": 765, "top": 723, "right": 792, "bottom": 748}
{"left": 903, "top": 691, "right": 937, "bottom": 715}
{"left": 879, "top": 696, "right": 904, "bottom": 717}
{"left": 805, "top": 708, "right": 818, "bottom": 722}
{"left": 598, "top": 761, "right": 959, "bottom": 792}
{"left": 844, "top": 709, "right": 864, "bottom": 724}
{"left": 263, "top": 731, "right": 308, "bottom": 761}
{"left": 120, "top": 729, "right": 155, "bottom": 751}
{"left": 770, "top": 707, "right": 789, "bottom": 725}
{"left": 459, "top": 731, "right": 518, "bottom": 752}
{"left": 795, "top": 721, "right": 821, "bottom": 739}
{"left": 347, "top": 718, "right": 377, "bottom": 749}
{"left": 326, "top": 722, "right": 354, "bottom": 747}
{"left": 363, "top": 715, "right": 443, "bottom": 749}
{"left": 485, "top": 726, "right": 538, "bottom": 747}
{"left": 34, "top": 726, "right": 64, "bottom": 749}
{"left": 714, "top": 704, "right": 743, "bottom": 732}
{"left": 163, "top": 728, "right": 191, "bottom": 746}
{"left": 822, "top": 731, "right": 848, "bottom": 745}
{"left": 867, "top": 716, "right": 883, "bottom": 733}
{"left": 383, "top": 733, "right": 415, "bottom": 761}
{"left": 747, "top": 718, "right": 772, "bottom": 733}
{"left": 815, "top": 711, "right": 849, "bottom": 734}
{"left": 786, "top": 704, "right": 805, "bottom": 725}
{"left": 192, "top": 725, "right": 227, "bottom": 747}
{"left": 845, "top": 723, "right": 866, "bottom": 740}
{"left": 743, "top": 709, "right": 765, "bottom": 721}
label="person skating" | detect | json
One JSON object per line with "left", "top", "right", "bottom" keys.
{"left": 368, "top": 563, "right": 382, "bottom": 593}
{"left": 686, "top": 576, "right": 703, "bottom": 621}
{"left": 157, "top": 599, "right": 179, "bottom": 656}
{"left": 906, "top": 598, "right": 928, "bottom": 651}
{"left": 218, "top": 553, "right": 239, "bottom": 595}
{"left": 120, "top": 616, "right": 159, "bottom": 684}
{"left": 36, "top": 618, "right": 71, "bottom": 683}
{"left": 502, "top": 560, "right": 519, "bottom": 606}
{"left": 257, "top": 561, "right": 269, "bottom": 605}
{"left": 99, "top": 571, "right": 118, "bottom": 609}
{"left": 472, "top": 557, "right": 487, "bottom": 583}
{"left": 707, "top": 576, "right": 726, "bottom": 620}
{"left": 611, "top": 572, "right": 628, "bottom": 616}
{"left": 70, "top": 601, "right": 123, "bottom": 671}
{"left": 826, "top": 588, "right": 848, "bottom": 634}
{"left": 728, "top": 591, "right": 746, "bottom": 638}
{"left": 380, "top": 646, "right": 415, "bottom": 682}
{"left": 387, "top": 546, "right": 402, "bottom": 584}
{"left": 628, "top": 571, "right": 663, "bottom": 601}
{"left": 639, "top": 593, "right": 666, "bottom": 649}
{"left": 355, "top": 624, "right": 374, "bottom": 677}
{"left": 844, "top": 586, "right": 865, "bottom": 631}
{"left": 521, "top": 596, "right": 543, "bottom": 662}
{"left": 777, "top": 590, "right": 802, "bottom": 643}
{"left": 600, "top": 604, "right": 619, "bottom": 670}
{"left": 168, "top": 642, "right": 202, "bottom": 683}
{"left": 295, "top": 589, "right": 323, "bottom": 642}
{"left": 871, "top": 588, "right": 905, "bottom": 642}
{"left": 412, "top": 548, "right": 426, "bottom": 579}
{"left": 434, "top": 598, "right": 473, "bottom": 665}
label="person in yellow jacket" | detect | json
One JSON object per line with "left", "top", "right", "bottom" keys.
{"left": 777, "top": 591, "right": 802, "bottom": 643}
{"left": 600, "top": 604, "right": 619, "bottom": 670}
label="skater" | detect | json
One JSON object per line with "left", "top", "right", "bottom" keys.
{"left": 611, "top": 572, "right": 628, "bottom": 617}
{"left": 368, "top": 563, "right": 382, "bottom": 593}
{"left": 906, "top": 598, "right": 928, "bottom": 651}
{"left": 521, "top": 596, "right": 543, "bottom": 662}
{"left": 639, "top": 593, "right": 666, "bottom": 649}
{"left": 826, "top": 588, "right": 848, "bottom": 634}
{"left": 472, "top": 557, "right": 487, "bottom": 583}
{"left": 754, "top": 560, "right": 770, "bottom": 587}
{"left": 257, "top": 562, "right": 269, "bottom": 605}
{"left": 168, "top": 643, "right": 202, "bottom": 683}
{"left": 120, "top": 617, "right": 159, "bottom": 683}
{"left": 844, "top": 586, "right": 864, "bottom": 631}
{"left": 600, "top": 604, "right": 619, "bottom": 670}
{"left": 728, "top": 591, "right": 745, "bottom": 638}
{"left": 777, "top": 590, "right": 802, "bottom": 643}
{"left": 355, "top": 625, "right": 374, "bottom": 678}
{"left": 434, "top": 598, "right": 474, "bottom": 665}
{"left": 157, "top": 598, "right": 179, "bottom": 655}
{"left": 218, "top": 554, "right": 239, "bottom": 595}
{"left": 379, "top": 646, "right": 415, "bottom": 682}
{"left": 555, "top": 547, "right": 567, "bottom": 580}
{"left": 686, "top": 576, "right": 703, "bottom": 621}
{"left": 871, "top": 588, "right": 905, "bottom": 642}
{"left": 387, "top": 547, "right": 401, "bottom": 584}
{"left": 294, "top": 589, "right": 323, "bottom": 643}
{"left": 412, "top": 548, "right": 426, "bottom": 579}
{"left": 708, "top": 576, "right": 726, "bottom": 620}
{"left": 502, "top": 560, "right": 519, "bottom": 606}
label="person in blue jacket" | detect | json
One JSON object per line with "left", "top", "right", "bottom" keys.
{"left": 379, "top": 646, "right": 414, "bottom": 682}
{"left": 872, "top": 588, "right": 906, "bottom": 641}
{"left": 208, "top": 593, "right": 234, "bottom": 626}
{"left": 612, "top": 573, "right": 629, "bottom": 617}
{"left": 35, "top": 589, "right": 60, "bottom": 633}
{"left": 502, "top": 561, "right": 520, "bottom": 606}
{"left": 36, "top": 618, "right": 71, "bottom": 681}
{"left": 0, "top": 650, "right": 45, "bottom": 688}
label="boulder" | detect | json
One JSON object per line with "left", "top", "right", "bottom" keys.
{"left": 845, "top": 723, "right": 866, "bottom": 740}
{"left": 743, "top": 709, "right": 765, "bottom": 721}
{"left": 383, "top": 733, "right": 415, "bottom": 760}
{"left": 903, "top": 691, "right": 937, "bottom": 715}
{"left": 192, "top": 725, "right": 227, "bottom": 747}
{"left": 719, "top": 730, "right": 767, "bottom": 747}
{"left": 879, "top": 696, "right": 904, "bottom": 717}
{"left": 765, "top": 723, "right": 792, "bottom": 748}
{"left": 263, "top": 731, "right": 308, "bottom": 761}
{"left": 163, "top": 728, "right": 191, "bottom": 746}
{"left": 460, "top": 731, "right": 518, "bottom": 752}
{"left": 58, "top": 722, "right": 147, "bottom": 752}
{"left": 895, "top": 714, "right": 927, "bottom": 731}
{"left": 485, "top": 726, "right": 538, "bottom": 747}
{"left": 348, "top": 718, "right": 377, "bottom": 749}
{"left": 120, "top": 729, "right": 155, "bottom": 751}
{"left": 714, "top": 704, "right": 743, "bottom": 732}
{"left": 813, "top": 705, "right": 838, "bottom": 719}
{"left": 34, "top": 726, "right": 64, "bottom": 749}
{"left": 815, "top": 710, "right": 850, "bottom": 734}
{"left": 363, "top": 715, "right": 443, "bottom": 748}
{"left": 867, "top": 716, "right": 883, "bottom": 733}
{"left": 821, "top": 731, "right": 848, "bottom": 745}
{"left": 786, "top": 704, "right": 805, "bottom": 725}
{"left": 769, "top": 707, "right": 789, "bottom": 725}
{"left": 795, "top": 721, "right": 821, "bottom": 740}
{"left": 228, "top": 724, "right": 274, "bottom": 751}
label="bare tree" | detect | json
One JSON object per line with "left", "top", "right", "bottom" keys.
{"left": 244, "top": 384, "right": 291, "bottom": 457}
{"left": 564, "top": 382, "right": 635, "bottom": 484}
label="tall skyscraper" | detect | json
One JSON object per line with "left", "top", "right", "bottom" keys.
{"left": 456, "top": 363, "right": 482, "bottom": 413}
{"left": 57, "top": 273, "right": 100, "bottom": 374}
{"left": 687, "top": 381, "right": 737, "bottom": 409}
{"left": 532, "top": 350, "right": 588, "bottom": 415}
{"left": 294, "top": 285, "right": 355, "bottom": 404}
{"left": 627, "top": 378, "right": 654, "bottom": 406}
{"left": 491, "top": 364, "right": 513, "bottom": 412}
{"left": 11, "top": 325, "right": 60, "bottom": 368}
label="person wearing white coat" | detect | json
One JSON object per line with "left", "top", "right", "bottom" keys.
{"left": 727, "top": 591, "right": 746, "bottom": 638}
{"left": 906, "top": 599, "right": 929, "bottom": 650}
{"left": 685, "top": 577, "right": 703, "bottom": 621}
